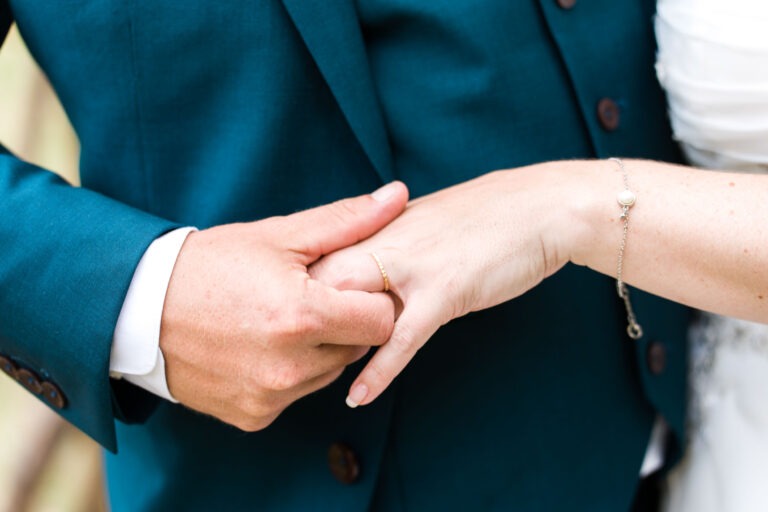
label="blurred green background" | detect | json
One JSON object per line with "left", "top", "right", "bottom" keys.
{"left": 0, "top": 26, "right": 106, "bottom": 512}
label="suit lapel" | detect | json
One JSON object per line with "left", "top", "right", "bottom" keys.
{"left": 281, "top": 0, "right": 395, "bottom": 183}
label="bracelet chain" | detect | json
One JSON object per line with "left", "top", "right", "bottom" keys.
{"left": 611, "top": 157, "right": 643, "bottom": 340}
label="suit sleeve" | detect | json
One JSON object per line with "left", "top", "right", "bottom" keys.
{"left": 0, "top": 9, "right": 179, "bottom": 452}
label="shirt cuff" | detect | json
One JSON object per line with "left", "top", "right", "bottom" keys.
{"left": 110, "top": 227, "right": 196, "bottom": 403}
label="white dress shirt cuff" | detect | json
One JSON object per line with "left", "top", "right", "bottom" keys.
{"left": 110, "top": 227, "right": 196, "bottom": 403}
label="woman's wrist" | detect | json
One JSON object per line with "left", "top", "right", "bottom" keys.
{"left": 527, "top": 159, "right": 617, "bottom": 276}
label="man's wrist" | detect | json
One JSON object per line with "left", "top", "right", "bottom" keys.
{"left": 110, "top": 227, "right": 196, "bottom": 402}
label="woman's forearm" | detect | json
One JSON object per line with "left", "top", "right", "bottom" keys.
{"left": 560, "top": 159, "right": 768, "bottom": 323}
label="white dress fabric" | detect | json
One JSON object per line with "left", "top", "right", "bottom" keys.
{"left": 655, "top": 2, "right": 768, "bottom": 511}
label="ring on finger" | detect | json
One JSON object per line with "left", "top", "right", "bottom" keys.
{"left": 369, "top": 252, "right": 390, "bottom": 292}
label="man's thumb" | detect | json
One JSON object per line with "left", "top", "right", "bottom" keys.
{"left": 294, "top": 181, "right": 408, "bottom": 260}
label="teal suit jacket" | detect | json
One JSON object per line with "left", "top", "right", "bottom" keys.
{"left": 0, "top": 1, "right": 688, "bottom": 510}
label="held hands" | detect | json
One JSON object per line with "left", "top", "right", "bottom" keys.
{"left": 159, "top": 182, "right": 408, "bottom": 431}
{"left": 311, "top": 165, "right": 579, "bottom": 407}
{"left": 160, "top": 163, "right": 586, "bottom": 427}
{"left": 160, "top": 160, "right": 707, "bottom": 416}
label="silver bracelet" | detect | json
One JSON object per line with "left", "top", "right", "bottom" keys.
{"left": 611, "top": 157, "right": 643, "bottom": 340}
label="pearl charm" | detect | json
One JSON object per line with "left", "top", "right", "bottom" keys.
{"left": 617, "top": 189, "right": 636, "bottom": 207}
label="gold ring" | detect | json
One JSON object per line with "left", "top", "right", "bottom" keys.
{"left": 370, "top": 252, "right": 390, "bottom": 292}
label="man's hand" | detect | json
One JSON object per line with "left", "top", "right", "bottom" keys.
{"left": 159, "top": 182, "right": 409, "bottom": 431}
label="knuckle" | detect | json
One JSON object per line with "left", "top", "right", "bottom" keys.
{"left": 233, "top": 415, "right": 273, "bottom": 433}
{"left": 344, "top": 346, "right": 371, "bottom": 365}
{"left": 263, "top": 301, "right": 322, "bottom": 344}
{"left": 227, "top": 402, "right": 271, "bottom": 432}
{"left": 235, "top": 390, "right": 285, "bottom": 426}
{"left": 285, "top": 301, "right": 323, "bottom": 341}
{"left": 236, "top": 390, "right": 271, "bottom": 419}
{"left": 351, "top": 301, "right": 394, "bottom": 347}
{"left": 312, "top": 368, "right": 346, "bottom": 394}
{"left": 365, "top": 359, "right": 391, "bottom": 388}
{"left": 318, "top": 259, "right": 357, "bottom": 289}
{"left": 388, "top": 324, "right": 418, "bottom": 355}
{"left": 233, "top": 419, "right": 265, "bottom": 432}
{"left": 233, "top": 398, "right": 285, "bottom": 431}
{"left": 327, "top": 199, "right": 361, "bottom": 224}
{"left": 264, "top": 363, "right": 305, "bottom": 392}
{"left": 373, "top": 312, "right": 395, "bottom": 344}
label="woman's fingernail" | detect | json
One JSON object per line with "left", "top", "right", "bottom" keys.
{"left": 345, "top": 383, "right": 369, "bottom": 408}
{"left": 371, "top": 182, "right": 398, "bottom": 202}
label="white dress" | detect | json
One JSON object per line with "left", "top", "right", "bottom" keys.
{"left": 655, "top": 1, "right": 768, "bottom": 511}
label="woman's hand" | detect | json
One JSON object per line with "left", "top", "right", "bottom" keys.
{"left": 310, "top": 163, "right": 587, "bottom": 407}
{"left": 311, "top": 157, "right": 768, "bottom": 408}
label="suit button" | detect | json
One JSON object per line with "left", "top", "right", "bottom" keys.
{"left": 556, "top": 0, "right": 576, "bottom": 9}
{"left": 41, "top": 381, "right": 67, "bottom": 409}
{"left": 597, "top": 98, "right": 621, "bottom": 131}
{"left": 0, "top": 355, "right": 17, "bottom": 377}
{"left": 16, "top": 368, "right": 43, "bottom": 394}
{"left": 646, "top": 342, "right": 667, "bottom": 375}
{"left": 328, "top": 442, "right": 360, "bottom": 484}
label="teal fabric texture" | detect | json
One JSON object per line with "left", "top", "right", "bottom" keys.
{"left": 0, "top": 1, "right": 689, "bottom": 510}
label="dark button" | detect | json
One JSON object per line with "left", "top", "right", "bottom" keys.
{"left": 597, "top": 98, "right": 621, "bottom": 131}
{"left": 328, "top": 442, "right": 360, "bottom": 484}
{"left": 646, "top": 342, "right": 667, "bottom": 375}
{"left": 41, "top": 381, "right": 67, "bottom": 409}
{"left": 15, "top": 368, "right": 43, "bottom": 395}
{"left": 0, "top": 355, "right": 17, "bottom": 377}
{"left": 556, "top": 0, "right": 576, "bottom": 9}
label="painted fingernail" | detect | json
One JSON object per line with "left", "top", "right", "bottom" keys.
{"left": 371, "top": 182, "right": 398, "bottom": 202}
{"left": 345, "top": 383, "right": 368, "bottom": 408}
